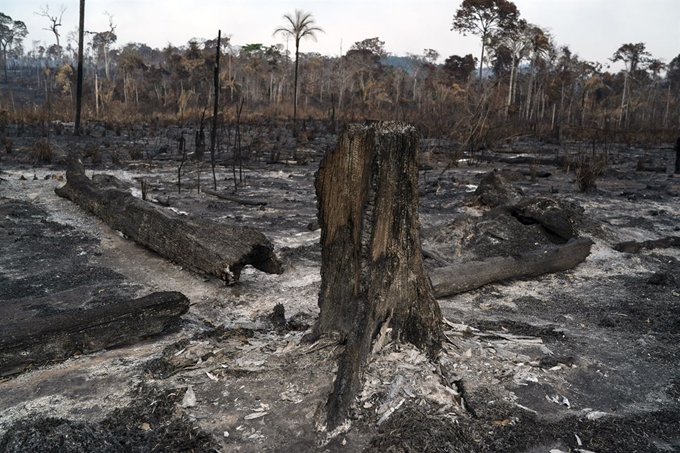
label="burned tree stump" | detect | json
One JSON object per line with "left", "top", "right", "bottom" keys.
{"left": 312, "top": 122, "right": 442, "bottom": 430}
{"left": 55, "top": 158, "right": 282, "bottom": 284}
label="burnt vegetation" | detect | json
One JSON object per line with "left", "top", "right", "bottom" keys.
{"left": 1, "top": 1, "right": 680, "bottom": 452}
{"left": 0, "top": 2, "right": 678, "bottom": 163}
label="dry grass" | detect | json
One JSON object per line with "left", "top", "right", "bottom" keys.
{"left": 574, "top": 154, "right": 606, "bottom": 192}
{"left": 29, "top": 138, "right": 53, "bottom": 163}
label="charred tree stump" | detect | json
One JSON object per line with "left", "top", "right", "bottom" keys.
{"left": 312, "top": 122, "right": 443, "bottom": 431}
{"left": 0, "top": 291, "right": 189, "bottom": 377}
{"left": 55, "top": 158, "right": 283, "bottom": 284}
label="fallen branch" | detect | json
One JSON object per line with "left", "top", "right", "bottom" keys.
{"left": 614, "top": 236, "right": 680, "bottom": 254}
{"left": 0, "top": 291, "right": 189, "bottom": 377}
{"left": 202, "top": 188, "right": 268, "bottom": 206}
{"left": 55, "top": 158, "right": 283, "bottom": 283}
{"left": 429, "top": 238, "right": 593, "bottom": 298}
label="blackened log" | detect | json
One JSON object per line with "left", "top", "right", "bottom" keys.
{"left": 614, "top": 236, "right": 680, "bottom": 254}
{"left": 55, "top": 158, "right": 282, "bottom": 283}
{"left": 202, "top": 188, "right": 268, "bottom": 206}
{"left": 312, "top": 122, "right": 442, "bottom": 430}
{"left": 0, "top": 291, "right": 189, "bottom": 377}
{"left": 429, "top": 237, "right": 593, "bottom": 298}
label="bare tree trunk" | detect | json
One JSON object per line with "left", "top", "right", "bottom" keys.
{"left": 210, "top": 30, "right": 221, "bottom": 191}
{"left": 74, "top": 0, "right": 85, "bottom": 135}
{"left": 293, "top": 43, "right": 300, "bottom": 124}
{"left": 506, "top": 55, "right": 516, "bottom": 118}
{"left": 95, "top": 72, "right": 99, "bottom": 118}
{"left": 311, "top": 121, "right": 442, "bottom": 431}
{"left": 675, "top": 136, "right": 680, "bottom": 175}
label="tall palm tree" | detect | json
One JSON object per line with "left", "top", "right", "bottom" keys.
{"left": 274, "top": 10, "right": 323, "bottom": 124}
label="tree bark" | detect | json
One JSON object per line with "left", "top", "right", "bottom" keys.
{"left": 429, "top": 238, "right": 593, "bottom": 298}
{"left": 311, "top": 122, "right": 442, "bottom": 431}
{"left": 675, "top": 136, "right": 680, "bottom": 175}
{"left": 55, "top": 158, "right": 283, "bottom": 284}
{"left": 0, "top": 291, "right": 189, "bottom": 377}
{"left": 210, "top": 30, "right": 221, "bottom": 191}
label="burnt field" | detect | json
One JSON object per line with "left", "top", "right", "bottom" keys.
{"left": 1, "top": 121, "right": 679, "bottom": 452}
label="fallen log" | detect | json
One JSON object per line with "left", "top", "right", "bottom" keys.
{"left": 55, "top": 158, "right": 283, "bottom": 283}
{"left": 429, "top": 237, "right": 593, "bottom": 298}
{"left": 0, "top": 291, "right": 189, "bottom": 377}
{"left": 498, "top": 155, "right": 565, "bottom": 167}
{"left": 202, "top": 188, "right": 268, "bottom": 206}
{"left": 614, "top": 236, "right": 680, "bottom": 254}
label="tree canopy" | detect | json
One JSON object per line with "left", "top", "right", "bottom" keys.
{"left": 0, "top": 12, "right": 28, "bottom": 83}
{"left": 452, "top": 0, "right": 520, "bottom": 81}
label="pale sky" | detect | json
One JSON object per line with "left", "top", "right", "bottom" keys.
{"left": 3, "top": 0, "right": 679, "bottom": 70}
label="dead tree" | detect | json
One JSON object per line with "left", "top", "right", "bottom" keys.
{"left": 675, "top": 136, "right": 680, "bottom": 174}
{"left": 210, "top": 30, "right": 221, "bottom": 191}
{"left": 55, "top": 158, "right": 283, "bottom": 284}
{"left": 311, "top": 122, "right": 443, "bottom": 431}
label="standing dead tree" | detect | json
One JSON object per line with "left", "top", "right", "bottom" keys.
{"left": 309, "top": 122, "right": 443, "bottom": 431}
{"left": 675, "top": 136, "right": 680, "bottom": 175}
{"left": 210, "top": 30, "right": 221, "bottom": 191}
{"left": 35, "top": 4, "right": 66, "bottom": 61}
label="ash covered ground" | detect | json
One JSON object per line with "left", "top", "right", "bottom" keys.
{"left": 1, "top": 122, "right": 679, "bottom": 452}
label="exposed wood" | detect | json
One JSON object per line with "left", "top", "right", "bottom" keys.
{"left": 312, "top": 122, "right": 442, "bottom": 431}
{"left": 429, "top": 237, "right": 593, "bottom": 298}
{"left": 55, "top": 158, "right": 283, "bottom": 284}
{"left": 0, "top": 291, "right": 189, "bottom": 377}
{"left": 614, "top": 236, "right": 680, "bottom": 254}
{"left": 202, "top": 188, "right": 267, "bottom": 206}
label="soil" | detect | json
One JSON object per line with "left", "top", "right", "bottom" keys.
{"left": 1, "top": 122, "right": 679, "bottom": 452}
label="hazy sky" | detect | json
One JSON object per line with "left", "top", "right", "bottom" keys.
{"left": 3, "top": 0, "right": 679, "bottom": 70}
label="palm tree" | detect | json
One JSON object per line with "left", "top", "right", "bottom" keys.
{"left": 273, "top": 10, "right": 323, "bottom": 124}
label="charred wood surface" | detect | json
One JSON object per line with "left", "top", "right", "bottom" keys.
{"left": 55, "top": 158, "right": 282, "bottom": 283}
{"left": 202, "top": 189, "right": 268, "bottom": 206}
{"left": 614, "top": 236, "right": 680, "bottom": 254}
{"left": 0, "top": 291, "right": 189, "bottom": 377}
{"left": 313, "top": 122, "right": 442, "bottom": 430}
{"left": 429, "top": 238, "right": 593, "bottom": 298}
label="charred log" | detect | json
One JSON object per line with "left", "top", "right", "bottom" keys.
{"left": 202, "top": 188, "right": 268, "bottom": 206}
{"left": 615, "top": 236, "right": 680, "bottom": 254}
{"left": 429, "top": 238, "right": 593, "bottom": 298}
{"left": 55, "top": 158, "right": 283, "bottom": 284}
{"left": 0, "top": 291, "right": 189, "bottom": 377}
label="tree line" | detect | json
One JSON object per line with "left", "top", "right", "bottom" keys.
{"left": 1, "top": 0, "right": 679, "bottom": 146}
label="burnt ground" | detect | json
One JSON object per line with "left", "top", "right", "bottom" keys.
{"left": 0, "top": 122, "right": 679, "bottom": 452}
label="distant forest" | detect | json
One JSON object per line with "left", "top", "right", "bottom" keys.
{"left": 1, "top": 0, "right": 679, "bottom": 146}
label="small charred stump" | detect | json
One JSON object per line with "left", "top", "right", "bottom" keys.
{"left": 311, "top": 122, "right": 442, "bottom": 431}
{"left": 55, "top": 158, "right": 282, "bottom": 284}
